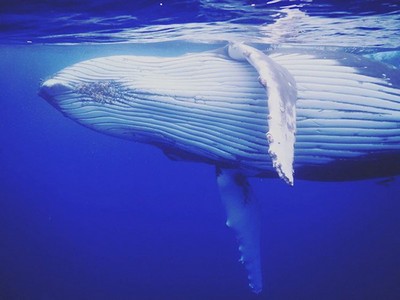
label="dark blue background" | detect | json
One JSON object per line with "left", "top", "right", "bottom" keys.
{"left": 1, "top": 42, "right": 399, "bottom": 300}
{"left": 1, "top": 1, "right": 400, "bottom": 299}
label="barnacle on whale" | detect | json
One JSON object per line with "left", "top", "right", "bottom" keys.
{"left": 76, "top": 80, "right": 127, "bottom": 104}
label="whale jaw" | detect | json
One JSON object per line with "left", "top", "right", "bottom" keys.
{"left": 39, "top": 78, "right": 72, "bottom": 110}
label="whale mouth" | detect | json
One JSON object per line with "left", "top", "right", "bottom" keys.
{"left": 38, "top": 78, "right": 72, "bottom": 109}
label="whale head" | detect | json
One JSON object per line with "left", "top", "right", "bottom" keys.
{"left": 39, "top": 76, "right": 129, "bottom": 122}
{"left": 38, "top": 67, "right": 170, "bottom": 145}
{"left": 39, "top": 78, "right": 72, "bottom": 111}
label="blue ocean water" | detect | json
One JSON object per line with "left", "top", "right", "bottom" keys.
{"left": 1, "top": 1, "right": 400, "bottom": 299}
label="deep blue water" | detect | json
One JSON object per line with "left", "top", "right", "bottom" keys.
{"left": 1, "top": 1, "right": 400, "bottom": 299}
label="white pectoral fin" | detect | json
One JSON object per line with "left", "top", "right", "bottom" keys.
{"left": 216, "top": 167, "right": 262, "bottom": 294}
{"left": 228, "top": 42, "right": 297, "bottom": 185}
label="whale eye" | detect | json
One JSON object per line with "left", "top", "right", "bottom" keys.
{"left": 76, "top": 80, "right": 127, "bottom": 105}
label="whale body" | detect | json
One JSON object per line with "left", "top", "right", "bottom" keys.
{"left": 39, "top": 43, "right": 400, "bottom": 293}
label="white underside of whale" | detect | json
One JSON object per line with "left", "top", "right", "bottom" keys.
{"left": 42, "top": 47, "right": 400, "bottom": 174}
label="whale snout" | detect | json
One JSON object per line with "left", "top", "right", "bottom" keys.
{"left": 38, "top": 78, "right": 73, "bottom": 109}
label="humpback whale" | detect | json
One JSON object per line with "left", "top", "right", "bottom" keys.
{"left": 38, "top": 43, "right": 400, "bottom": 293}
